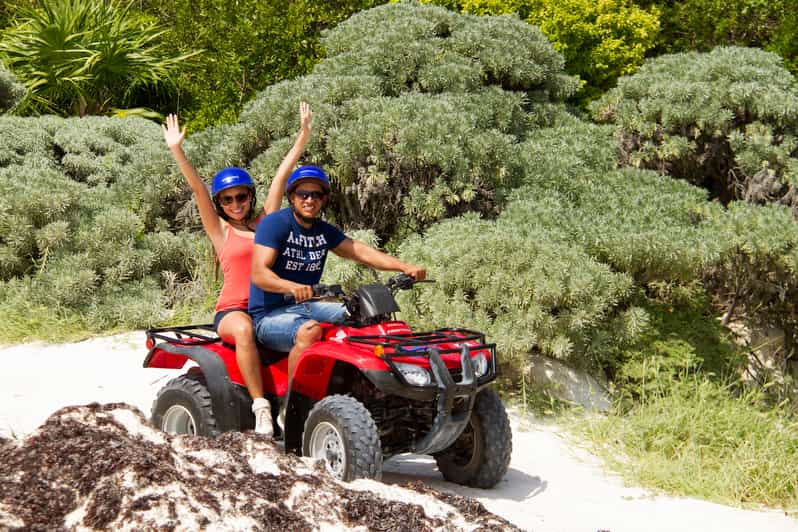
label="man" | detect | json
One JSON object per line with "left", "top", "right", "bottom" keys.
{"left": 249, "top": 165, "right": 426, "bottom": 381}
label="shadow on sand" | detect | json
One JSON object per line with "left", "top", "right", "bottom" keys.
{"left": 382, "top": 453, "right": 547, "bottom": 502}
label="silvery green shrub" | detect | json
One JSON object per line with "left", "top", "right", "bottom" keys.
{"left": 228, "top": 2, "right": 578, "bottom": 242}
{"left": 0, "top": 115, "right": 204, "bottom": 335}
{"left": 592, "top": 46, "right": 798, "bottom": 212}
{"left": 397, "top": 213, "right": 637, "bottom": 369}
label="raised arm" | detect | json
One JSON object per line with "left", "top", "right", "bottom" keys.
{"left": 262, "top": 102, "right": 314, "bottom": 215}
{"left": 332, "top": 239, "right": 426, "bottom": 280}
{"left": 162, "top": 114, "right": 225, "bottom": 252}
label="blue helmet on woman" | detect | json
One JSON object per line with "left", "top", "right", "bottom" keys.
{"left": 286, "top": 165, "right": 331, "bottom": 195}
{"left": 211, "top": 167, "right": 257, "bottom": 220}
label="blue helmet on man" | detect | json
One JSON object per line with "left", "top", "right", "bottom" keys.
{"left": 286, "top": 165, "right": 331, "bottom": 195}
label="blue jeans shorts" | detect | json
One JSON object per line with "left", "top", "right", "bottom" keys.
{"left": 213, "top": 307, "right": 248, "bottom": 331}
{"left": 254, "top": 302, "right": 347, "bottom": 352}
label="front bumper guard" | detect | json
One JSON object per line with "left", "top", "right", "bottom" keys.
{"left": 406, "top": 346, "right": 478, "bottom": 455}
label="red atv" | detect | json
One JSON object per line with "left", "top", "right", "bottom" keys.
{"left": 143, "top": 274, "right": 512, "bottom": 488}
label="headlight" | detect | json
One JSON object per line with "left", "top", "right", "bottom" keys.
{"left": 394, "top": 362, "right": 431, "bottom": 386}
{"left": 472, "top": 353, "right": 488, "bottom": 378}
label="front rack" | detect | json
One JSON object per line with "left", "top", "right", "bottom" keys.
{"left": 346, "top": 327, "right": 493, "bottom": 357}
{"left": 146, "top": 324, "right": 219, "bottom": 346}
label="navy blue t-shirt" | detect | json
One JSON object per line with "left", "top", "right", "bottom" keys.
{"left": 248, "top": 208, "right": 347, "bottom": 322}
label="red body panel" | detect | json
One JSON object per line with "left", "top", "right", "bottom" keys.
{"left": 145, "top": 321, "right": 491, "bottom": 400}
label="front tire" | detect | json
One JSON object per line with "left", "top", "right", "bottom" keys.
{"left": 302, "top": 395, "right": 382, "bottom": 481}
{"left": 151, "top": 374, "right": 219, "bottom": 436}
{"left": 434, "top": 388, "right": 511, "bottom": 488}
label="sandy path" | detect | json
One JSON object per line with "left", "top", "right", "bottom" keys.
{"left": 1, "top": 332, "right": 796, "bottom": 531}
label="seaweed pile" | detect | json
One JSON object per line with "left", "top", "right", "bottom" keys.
{"left": 0, "top": 403, "right": 516, "bottom": 531}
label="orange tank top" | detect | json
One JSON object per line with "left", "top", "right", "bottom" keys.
{"left": 215, "top": 224, "right": 255, "bottom": 312}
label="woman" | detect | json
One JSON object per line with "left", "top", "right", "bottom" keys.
{"left": 162, "top": 102, "right": 313, "bottom": 437}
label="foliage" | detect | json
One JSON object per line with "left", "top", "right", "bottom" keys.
{"left": 524, "top": 0, "right": 660, "bottom": 102}
{"left": 230, "top": 2, "right": 576, "bottom": 243}
{"left": 0, "top": 115, "right": 206, "bottom": 339}
{"left": 396, "top": 213, "right": 636, "bottom": 369}
{"left": 138, "top": 0, "right": 385, "bottom": 131}
{"left": 579, "top": 376, "right": 798, "bottom": 508}
{"left": 0, "top": 63, "right": 24, "bottom": 113}
{"left": 321, "top": 229, "right": 383, "bottom": 292}
{"left": 592, "top": 46, "right": 798, "bottom": 209}
{"left": 648, "top": 0, "right": 787, "bottom": 53}
{"left": 0, "top": 0, "right": 192, "bottom": 116}
{"left": 420, "top": 0, "right": 660, "bottom": 103}
{"left": 704, "top": 202, "right": 798, "bottom": 349}
{"left": 769, "top": 9, "right": 798, "bottom": 74}
{"left": 610, "top": 291, "right": 744, "bottom": 403}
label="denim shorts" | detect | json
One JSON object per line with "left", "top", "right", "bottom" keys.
{"left": 213, "top": 307, "right": 249, "bottom": 331}
{"left": 254, "top": 302, "right": 347, "bottom": 352}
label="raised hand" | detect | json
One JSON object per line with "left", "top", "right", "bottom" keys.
{"left": 162, "top": 113, "right": 186, "bottom": 149}
{"left": 299, "top": 101, "right": 313, "bottom": 134}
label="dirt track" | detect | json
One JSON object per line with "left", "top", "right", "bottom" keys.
{"left": 1, "top": 332, "right": 796, "bottom": 531}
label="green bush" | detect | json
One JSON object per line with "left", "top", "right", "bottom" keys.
{"left": 524, "top": 0, "right": 660, "bottom": 101}
{"left": 397, "top": 213, "right": 636, "bottom": 369}
{"left": 769, "top": 10, "right": 798, "bottom": 74}
{"left": 593, "top": 46, "right": 798, "bottom": 209}
{"left": 421, "top": 0, "right": 660, "bottom": 102}
{"left": 139, "top": 0, "right": 385, "bottom": 130}
{"left": 704, "top": 202, "right": 798, "bottom": 346}
{"left": 650, "top": 0, "right": 787, "bottom": 52}
{"left": 0, "top": 115, "right": 206, "bottom": 341}
{"left": 229, "top": 2, "right": 577, "bottom": 243}
{"left": 0, "top": 0, "right": 192, "bottom": 117}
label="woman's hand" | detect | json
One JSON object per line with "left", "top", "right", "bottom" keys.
{"left": 299, "top": 101, "right": 313, "bottom": 135}
{"left": 162, "top": 113, "right": 186, "bottom": 149}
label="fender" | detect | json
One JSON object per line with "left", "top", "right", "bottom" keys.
{"left": 144, "top": 342, "right": 241, "bottom": 432}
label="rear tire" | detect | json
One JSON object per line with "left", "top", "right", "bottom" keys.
{"left": 151, "top": 374, "right": 219, "bottom": 436}
{"left": 434, "top": 388, "right": 511, "bottom": 488}
{"left": 302, "top": 394, "right": 382, "bottom": 481}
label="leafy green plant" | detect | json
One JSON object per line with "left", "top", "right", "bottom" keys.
{"left": 0, "top": 0, "right": 193, "bottom": 116}
{"left": 138, "top": 0, "right": 385, "bottom": 130}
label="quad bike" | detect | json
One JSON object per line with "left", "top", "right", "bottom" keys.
{"left": 143, "top": 274, "right": 512, "bottom": 488}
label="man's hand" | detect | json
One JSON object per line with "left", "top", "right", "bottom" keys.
{"left": 402, "top": 264, "right": 426, "bottom": 281}
{"left": 290, "top": 283, "right": 315, "bottom": 303}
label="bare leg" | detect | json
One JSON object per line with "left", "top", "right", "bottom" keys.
{"left": 217, "top": 311, "right": 263, "bottom": 400}
{"left": 288, "top": 320, "right": 322, "bottom": 380}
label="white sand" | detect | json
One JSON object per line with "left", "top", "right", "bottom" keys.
{"left": 1, "top": 332, "right": 796, "bottom": 531}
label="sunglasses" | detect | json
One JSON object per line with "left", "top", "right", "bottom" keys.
{"left": 219, "top": 191, "right": 251, "bottom": 206}
{"left": 294, "top": 189, "right": 326, "bottom": 201}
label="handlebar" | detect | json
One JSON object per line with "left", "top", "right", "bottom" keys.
{"left": 282, "top": 274, "right": 433, "bottom": 303}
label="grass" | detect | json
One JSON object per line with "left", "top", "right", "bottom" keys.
{"left": 576, "top": 377, "right": 798, "bottom": 509}
{"left": 0, "top": 298, "right": 214, "bottom": 345}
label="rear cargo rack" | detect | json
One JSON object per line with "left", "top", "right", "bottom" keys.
{"left": 347, "top": 327, "right": 494, "bottom": 357}
{"left": 146, "top": 324, "right": 219, "bottom": 346}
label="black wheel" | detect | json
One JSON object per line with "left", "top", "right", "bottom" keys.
{"left": 302, "top": 394, "right": 382, "bottom": 481}
{"left": 151, "top": 374, "right": 219, "bottom": 436}
{"left": 434, "top": 388, "right": 511, "bottom": 488}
